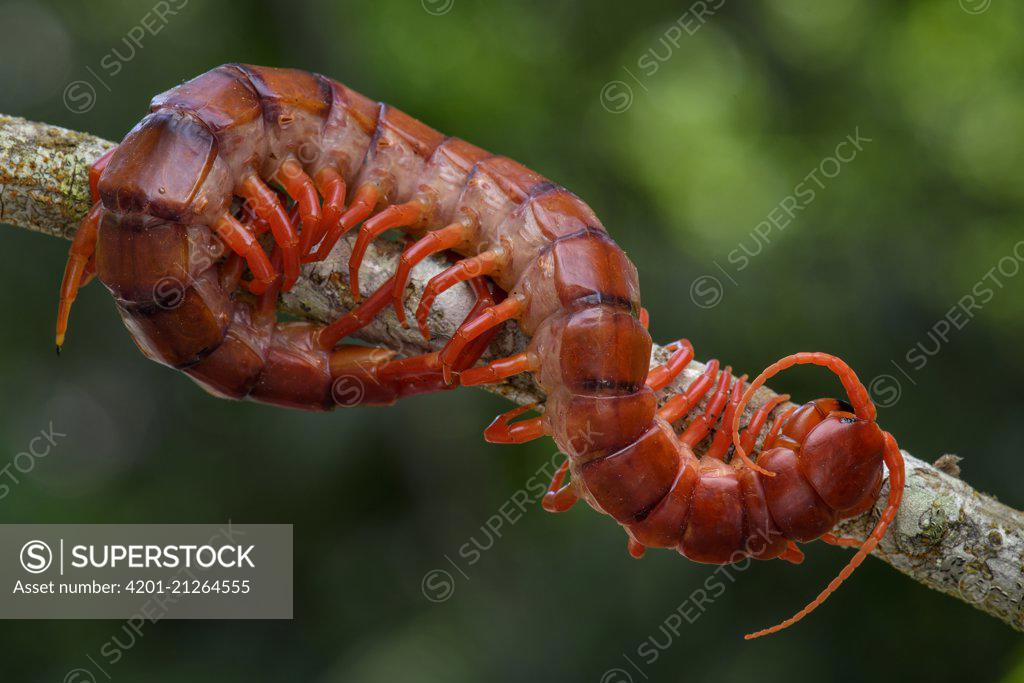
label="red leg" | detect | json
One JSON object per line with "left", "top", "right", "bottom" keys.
{"left": 459, "top": 351, "right": 538, "bottom": 386}
{"left": 239, "top": 174, "right": 300, "bottom": 291}
{"left": 739, "top": 393, "right": 792, "bottom": 453}
{"left": 639, "top": 307, "right": 650, "bottom": 330}
{"left": 705, "top": 373, "right": 747, "bottom": 459}
{"left": 656, "top": 359, "right": 719, "bottom": 424}
{"left": 309, "top": 183, "right": 381, "bottom": 263}
{"left": 437, "top": 294, "right": 526, "bottom": 384}
{"left": 339, "top": 281, "right": 499, "bottom": 403}
{"left": 542, "top": 460, "right": 579, "bottom": 513}
{"left": 820, "top": 533, "right": 861, "bottom": 548}
{"left": 764, "top": 405, "right": 795, "bottom": 447}
{"left": 213, "top": 212, "right": 278, "bottom": 295}
{"left": 415, "top": 249, "right": 507, "bottom": 341}
{"left": 392, "top": 220, "right": 472, "bottom": 325}
{"left": 276, "top": 159, "right": 321, "bottom": 259}
{"left": 680, "top": 367, "right": 733, "bottom": 447}
{"left": 779, "top": 541, "right": 805, "bottom": 565}
{"left": 646, "top": 339, "right": 694, "bottom": 392}
{"left": 317, "top": 276, "right": 399, "bottom": 350}
{"left": 88, "top": 148, "right": 115, "bottom": 201}
{"left": 746, "top": 432, "right": 904, "bottom": 639}
{"left": 349, "top": 200, "right": 425, "bottom": 301}
{"left": 80, "top": 257, "right": 97, "bottom": 287}
{"left": 55, "top": 202, "right": 103, "bottom": 350}
{"left": 733, "top": 352, "right": 877, "bottom": 481}
{"left": 627, "top": 537, "right": 647, "bottom": 559}
{"left": 304, "top": 167, "right": 347, "bottom": 259}
{"left": 484, "top": 403, "right": 547, "bottom": 444}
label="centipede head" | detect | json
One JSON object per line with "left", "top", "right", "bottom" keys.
{"left": 796, "top": 398, "right": 886, "bottom": 514}
{"left": 734, "top": 351, "right": 906, "bottom": 641}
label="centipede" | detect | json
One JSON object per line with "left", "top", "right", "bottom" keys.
{"left": 54, "top": 64, "right": 905, "bottom": 639}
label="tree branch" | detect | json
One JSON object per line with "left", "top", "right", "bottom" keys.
{"left": 3, "top": 114, "right": 1021, "bottom": 632}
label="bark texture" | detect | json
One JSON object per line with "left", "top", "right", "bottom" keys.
{"left": 2, "top": 114, "right": 1021, "bottom": 631}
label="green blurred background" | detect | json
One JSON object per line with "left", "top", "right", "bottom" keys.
{"left": 1, "top": 0, "right": 1023, "bottom": 680}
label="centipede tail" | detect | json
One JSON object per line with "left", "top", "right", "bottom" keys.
{"left": 55, "top": 64, "right": 906, "bottom": 639}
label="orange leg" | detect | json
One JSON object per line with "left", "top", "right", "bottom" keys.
{"left": 349, "top": 201, "right": 425, "bottom": 301}
{"left": 705, "top": 373, "right": 748, "bottom": 459}
{"left": 276, "top": 159, "right": 321, "bottom": 259}
{"left": 820, "top": 533, "right": 861, "bottom": 548}
{"left": 80, "top": 257, "right": 97, "bottom": 287}
{"left": 415, "top": 249, "right": 507, "bottom": 341}
{"left": 639, "top": 307, "right": 650, "bottom": 330}
{"left": 392, "top": 220, "right": 472, "bottom": 326}
{"left": 739, "top": 393, "right": 792, "bottom": 454}
{"left": 88, "top": 147, "right": 115, "bottom": 201}
{"left": 309, "top": 182, "right": 381, "bottom": 263}
{"left": 680, "top": 367, "right": 733, "bottom": 447}
{"left": 55, "top": 201, "right": 103, "bottom": 351}
{"left": 542, "top": 460, "right": 579, "bottom": 513}
{"left": 316, "top": 276, "right": 398, "bottom": 350}
{"left": 734, "top": 352, "right": 878, "bottom": 482}
{"left": 764, "top": 405, "right": 796, "bottom": 447}
{"left": 646, "top": 339, "right": 694, "bottom": 392}
{"left": 484, "top": 403, "right": 547, "bottom": 444}
{"left": 239, "top": 174, "right": 300, "bottom": 291}
{"left": 779, "top": 542, "right": 805, "bottom": 565}
{"left": 656, "top": 360, "right": 720, "bottom": 424}
{"left": 459, "top": 351, "right": 538, "bottom": 386}
{"left": 213, "top": 213, "right": 278, "bottom": 295}
{"left": 304, "top": 167, "right": 347, "bottom": 259}
{"left": 437, "top": 294, "right": 526, "bottom": 384}
{"left": 319, "top": 272, "right": 498, "bottom": 356}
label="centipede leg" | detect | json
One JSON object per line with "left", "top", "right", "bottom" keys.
{"left": 213, "top": 213, "right": 278, "bottom": 295}
{"left": 763, "top": 405, "right": 796, "bottom": 447}
{"left": 349, "top": 200, "right": 425, "bottom": 300}
{"left": 780, "top": 542, "right": 805, "bottom": 565}
{"left": 542, "top": 460, "right": 579, "bottom": 513}
{"left": 392, "top": 220, "right": 472, "bottom": 325}
{"left": 309, "top": 183, "right": 381, "bottom": 263}
{"left": 639, "top": 307, "right": 650, "bottom": 330}
{"left": 739, "top": 393, "right": 792, "bottom": 454}
{"left": 88, "top": 147, "right": 115, "bottom": 200}
{"left": 316, "top": 276, "right": 400, "bottom": 350}
{"left": 459, "top": 351, "right": 538, "bottom": 386}
{"left": 304, "top": 167, "right": 346, "bottom": 259}
{"left": 239, "top": 174, "right": 300, "bottom": 291}
{"left": 705, "top": 373, "right": 748, "bottom": 459}
{"left": 680, "top": 367, "right": 733, "bottom": 447}
{"left": 656, "top": 360, "right": 720, "bottom": 424}
{"left": 80, "top": 257, "right": 97, "bottom": 287}
{"left": 820, "top": 533, "right": 861, "bottom": 548}
{"left": 437, "top": 294, "right": 526, "bottom": 384}
{"left": 55, "top": 201, "right": 103, "bottom": 351}
{"left": 276, "top": 159, "right": 321, "bottom": 258}
{"left": 415, "top": 249, "right": 507, "bottom": 341}
{"left": 484, "top": 403, "right": 547, "bottom": 444}
{"left": 646, "top": 339, "right": 694, "bottom": 392}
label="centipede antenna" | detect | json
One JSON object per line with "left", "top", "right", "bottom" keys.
{"left": 745, "top": 431, "right": 905, "bottom": 639}
{"left": 731, "top": 352, "right": 875, "bottom": 478}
